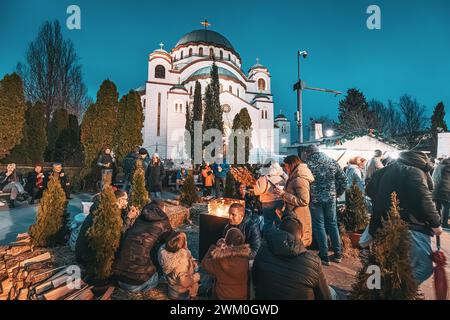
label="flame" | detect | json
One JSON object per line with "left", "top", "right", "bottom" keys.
{"left": 207, "top": 198, "right": 245, "bottom": 218}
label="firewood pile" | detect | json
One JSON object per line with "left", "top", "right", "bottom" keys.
{"left": 230, "top": 166, "right": 256, "bottom": 187}
{"left": 161, "top": 200, "right": 190, "bottom": 229}
{"left": 0, "top": 233, "right": 114, "bottom": 301}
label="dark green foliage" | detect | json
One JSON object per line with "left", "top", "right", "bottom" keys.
{"left": 180, "top": 174, "right": 199, "bottom": 206}
{"left": 46, "top": 108, "right": 69, "bottom": 161}
{"left": 27, "top": 102, "right": 47, "bottom": 163}
{"left": 29, "top": 176, "right": 68, "bottom": 247}
{"left": 130, "top": 159, "right": 150, "bottom": 210}
{"left": 193, "top": 81, "right": 203, "bottom": 122}
{"left": 343, "top": 181, "right": 369, "bottom": 232}
{"left": 338, "top": 88, "right": 376, "bottom": 134}
{"left": 351, "top": 192, "right": 420, "bottom": 300}
{"left": 185, "top": 96, "right": 194, "bottom": 160}
{"left": 114, "top": 90, "right": 144, "bottom": 164}
{"left": 431, "top": 102, "right": 448, "bottom": 157}
{"left": 81, "top": 80, "right": 119, "bottom": 187}
{"left": 0, "top": 73, "right": 27, "bottom": 160}
{"left": 224, "top": 170, "right": 238, "bottom": 198}
{"left": 231, "top": 108, "right": 253, "bottom": 164}
{"left": 86, "top": 185, "right": 123, "bottom": 279}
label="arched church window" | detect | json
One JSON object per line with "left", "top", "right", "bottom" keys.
{"left": 180, "top": 51, "right": 184, "bottom": 59}
{"left": 229, "top": 86, "right": 232, "bottom": 94}
{"left": 220, "top": 51, "right": 223, "bottom": 60}
{"left": 258, "top": 78, "right": 266, "bottom": 91}
{"left": 155, "top": 65, "right": 166, "bottom": 79}
{"left": 228, "top": 53, "right": 231, "bottom": 61}
{"left": 210, "top": 48, "right": 214, "bottom": 58}
{"left": 189, "top": 48, "right": 193, "bottom": 57}
{"left": 199, "top": 47, "right": 203, "bottom": 56}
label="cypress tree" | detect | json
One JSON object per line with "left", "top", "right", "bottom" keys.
{"left": 5, "top": 103, "right": 31, "bottom": 164}
{"left": 86, "top": 184, "right": 123, "bottom": 280}
{"left": 29, "top": 176, "right": 68, "bottom": 247}
{"left": 185, "top": 98, "right": 194, "bottom": 160}
{"left": 344, "top": 180, "right": 369, "bottom": 232}
{"left": 114, "top": 90, "right": 144, "bottom": 164}
{"left": 81, "top": 80, "right": 119, "bottom": 185}
{"left": 46, "top": 108, "right": 69, "bottom": 161}
{"left": 27, "top": 101, "right": 47, "bottom": 163}
{"left": 130, "top": 159, "right": 150, "bottom": 210}
{"left": 193, "top": 81, "right": 203, "bottom": 123}
{"left": 180, "top": 174, "right": 199, "bottom": 206}
{"left": 231, "top": 108, "right": 253, "bottom": 164}
{"left": 351, "top": 192, "right": 420, "bottom": 300}
{"left": 0, "top": 73, "right": 27, "bottom": 160}
{"left": 210, "top": 63, "right": 224, "bottom": 134}
{"left": 431, "top": 102, "right": 448, "bottom": 157}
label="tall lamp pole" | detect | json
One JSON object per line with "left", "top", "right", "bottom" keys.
{"left": 293, "top": 50, "right": 342, "bottom": 144}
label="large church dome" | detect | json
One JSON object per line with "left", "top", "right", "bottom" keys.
{"left": 175, "top": 29, "right": 234, "bottom": 51}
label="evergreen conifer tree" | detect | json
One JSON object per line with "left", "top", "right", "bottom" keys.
{"left": 130, "top": 159, "right": 150, "bottom": 210}
{"left": 338, "top": 88, "right": 376, "bottom": 134}
{"left": 86, "top": 184, "right": 123, "bottom": 279}
{"left": 431, "top": 102, "right": 448, "bottom": 157}
{"left": 180, "top": 173, "right": 199, "bottom": 206}
{"left": 46, "top": 108, "right": 69, "bottom": 161}
{"left": 351, "top": 192, "right": 420, "bottom": 300}
{"left": 224, "top": 170, "right": 238, "bottom": 198}
{"left": 0, "top": 73, "right": 27, "bottom": 160}
{"left": 29, "top": 176, "right": 68, "bottom": 247}
{"left": 344, "top": 180, "right": 369, "bottom": 232}
{"left": 231, "top": 108, "right": 253, "bottom": 164}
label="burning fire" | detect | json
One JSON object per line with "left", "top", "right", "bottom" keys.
{"left": 207, "top": 198, "right": 245, "bottom": 218}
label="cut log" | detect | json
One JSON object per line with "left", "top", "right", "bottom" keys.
{"left": 43, "top": 280, "right": 86, "bottom": 300}
{"left": 17, "top": 288, "right": 29, "bottom": 300}
{"left": 1, "top": 277, "right": 12, "bottom": 295}
{"left": 16, "top": 233, "right": 30, "bottom": 241}
{"left": 65, "top": 285, "right": 94, "bottom": 300}
{"left": 28, "top": 266, "right": 66, "bottom": 286}
{"left": 20, "top": 252, "right": 51, "bottom": 267}
{"left": 6, "top": 245, "right": 32, "bottom": 256}
{"left": 34, "top": 273, "right": 71, "bottom": 295}
{"left": 99, "top": 286, "right": 115, "bottom": 300}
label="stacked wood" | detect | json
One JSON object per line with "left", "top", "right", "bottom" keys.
{"left": 230, "top": 166, "right": 256, "bottom": 187}
{"left": 0, "top": 233, "right": 110, "bottom": 300}
{"left": 161, "top": 202, "right": 190, "bottom": 229}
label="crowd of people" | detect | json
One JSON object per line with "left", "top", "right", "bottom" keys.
{"left": 2, "top": 144, "right": 449, "bottom": 300}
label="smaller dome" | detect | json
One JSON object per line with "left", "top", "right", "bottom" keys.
{"left": 249, "top": 63, "right": 268, "bottom": 73}
{"left": 275, "top": 113, "right": 288, "bottom": 120}
{"left": 188, "top": 66, "right": 239, "bottom": 81}
{"left": 170, "top": 83, "right": 187, "bottom": 91}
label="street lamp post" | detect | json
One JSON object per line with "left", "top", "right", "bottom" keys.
{"left": 293, "top": 50, "right": 342, "bottom": 144}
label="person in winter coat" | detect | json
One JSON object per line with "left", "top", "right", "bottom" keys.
{"left": 212, "top": 161, "right": 230, "bottom": 198}
{"left": 201, "top": 163, "right": 214, "bottom": 197}
{"left": 113, "top": 201, "right": 173, "bottom": 292}
{"left": 138, "top": 148, "right": 151, "bottom": 173}
{"left": 44, "top": 163, "right": 71, "bottom": 199}
{"left": 0, "top": 163, "right": 27, "bottom": 208}
{"left": 176, "top": 167, "right": 188, "bottom": 192}
{"left": 223, "top": 203, "right": 261, "bottom": 259}
{"left": 366, "top": 151, "right": 442, "bottom": 284}
{"left": 253, "top": 216, "right": 332, "bottom": 300}
{"left": 97, "top": 147, "right": 116, "bottom": 190}
{"left": 275, "top": 155, "right": 314, "bottom": 247}
{"left": 75, "top": 190, "right": 140, "bottom": 267}
{"left": 122, "top": 148, "right": 139, "bottom": 191}
{"left": 346, "top": 156, "right": 366, "bottom": 193}
{"left": 432, "top": 158, "right": 450, "bottom": 228}
{"left": 24, "top": 163, "right": 45, "bottom": 204}
{"left": 159, "top": 232, "right": 200, "bottom": 300}
{"left": 201, "top": 227, "right": 251, "bottom": 300}
{"left": 365, "top": 149, "right": 384, "bottom": 183}
{"left": 304, "top": 145, "right": 347, "bottom": 265}
{"left": 253, "top": 162, "right": 287, "bottom": 234}
{"left": 145, "top": 153, "right": 165, "bottom": 199}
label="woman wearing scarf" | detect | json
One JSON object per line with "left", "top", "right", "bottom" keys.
{"left": 366, "top": 150, "right": 442, "bottom": 285}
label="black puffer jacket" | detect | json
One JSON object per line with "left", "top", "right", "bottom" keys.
{"left": 113, "top": 203, "right": 173, "bottom": 285}
{"left": 367, "top": 156, "right": 441, "bottom": 236}
{"left": 145, "top": 164, "right": 165, "bottom": 192}
{"left": 252, "top": 229, "right": 331, "bottom": 300}
{"left": 223, "top": 214, "right": 261, "bottom": 259}
{"left": 432, "top": 158, "right": 450, "bottom": 203}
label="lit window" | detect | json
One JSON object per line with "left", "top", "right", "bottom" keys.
{"left": 258, "top": 78, "right": 266, "bottom": 91}
{"left": 155, "top": 65, "right": 166, "bottom": 79}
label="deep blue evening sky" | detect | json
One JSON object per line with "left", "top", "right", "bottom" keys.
{"left": 1, "top": 0, "right": 449, "bottom": 140}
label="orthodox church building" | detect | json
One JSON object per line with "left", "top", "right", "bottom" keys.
{"left": 138, "top": 25, "right": 287, "bottom": 163}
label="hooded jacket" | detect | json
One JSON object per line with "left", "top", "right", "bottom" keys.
{"left": 201, "top": 243, "right": 251, "bottom": 300}
{"left": 282, "top": 163, "right": 315, "bottom": 247}
{"left": 253, "top": 163, "right": 287, "bottom": 203}
{"left": 367, "top": 151, "right": 441, "bottom": 236}
{"left": 432, "top": 158, "right": 450, "bottom": 203}
{"left": 223, "top": 214, "right": 261, "bottom": 259}
{"left": 159, "top": 247, "right": 198, "bottom": 294}
{"left": 113, "top": 203, "right": 173, "bottom": 285}
{"left": 253, "top": 229, "right": 332, "bottom": 300}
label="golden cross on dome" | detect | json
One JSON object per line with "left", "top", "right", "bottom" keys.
{"left": 159, "top": 42, "right": 164, "bottom": 50}
{"left": 201, "top": 19, "right": 211, "bottom": 30}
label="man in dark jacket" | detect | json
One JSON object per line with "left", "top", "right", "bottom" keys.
{"left": 113, "top": 201, "right": 173, "bottom": 292}
{"left": 366, "top": 151, "right": 442, "bottom": 284}
{"left": 44, "top": 163, "right": 71, "bottom": 199}
{"left": 432, "top": 158, "right": 450, "bottom": 228}
{"left": 122, "top": 149, "right": 139, "bottom": 191}
{"left": 75, "top": 190, "right": 139, "bottom": 266}
{"left": 253, "top": 217, "right": 332, "bottom": 300}
{"left": 223, "top": 203, "right": 261, "bottom": 259}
